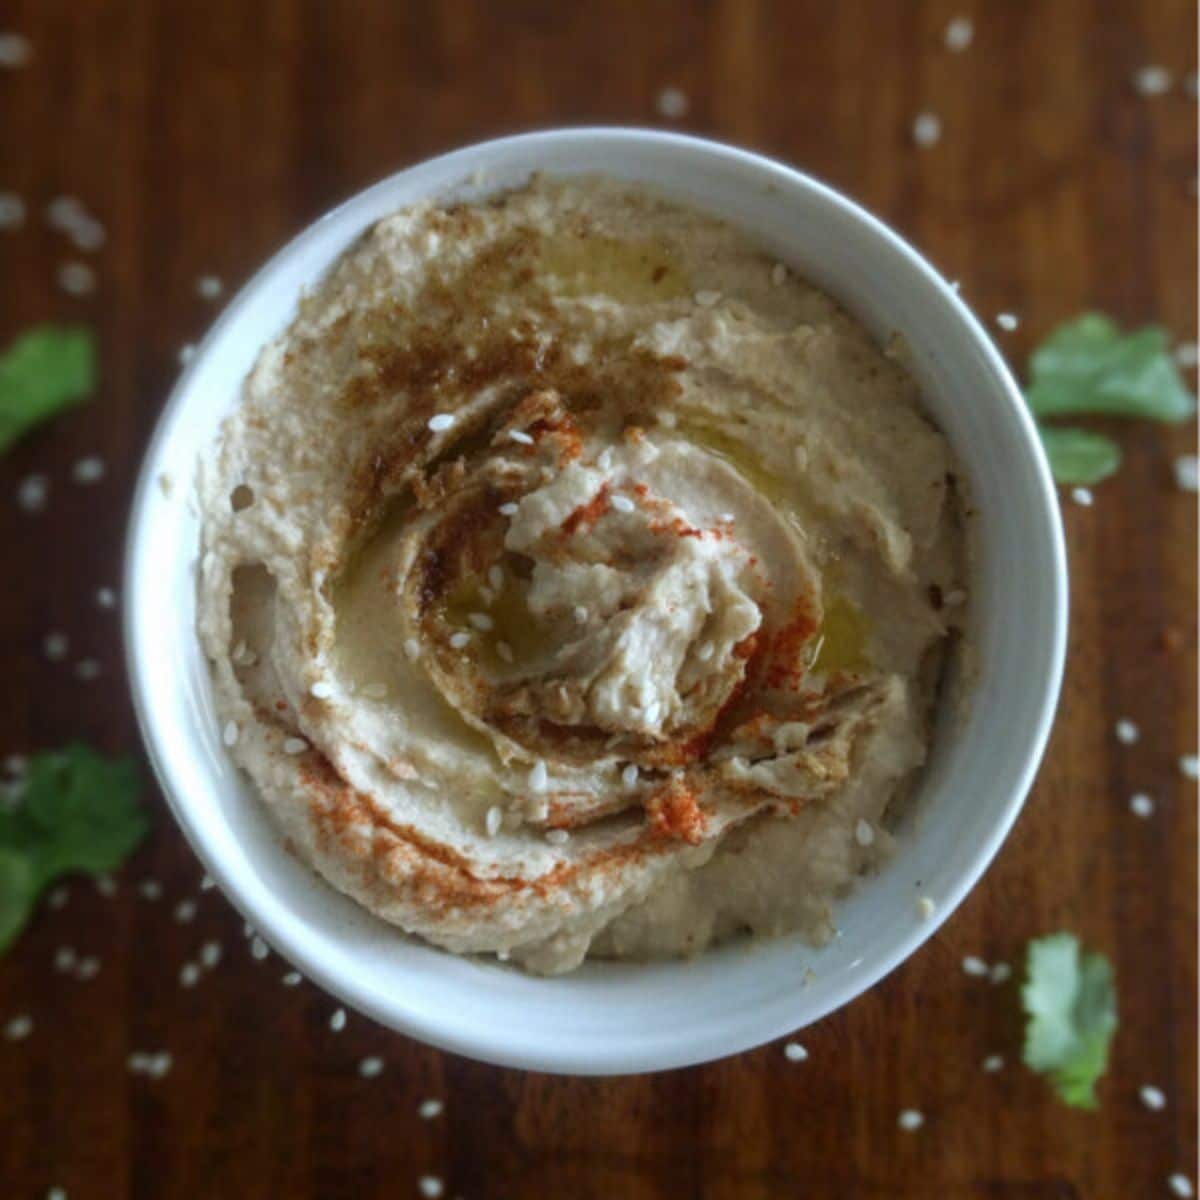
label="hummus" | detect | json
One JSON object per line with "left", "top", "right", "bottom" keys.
{"left": 198, "top": 176, "right": 968, "bottom": 975}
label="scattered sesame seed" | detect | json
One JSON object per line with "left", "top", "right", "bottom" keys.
{"left": 47, "top": 885, "right": 68, "bottom": 909}
{"left": 1071, "top": 486, "right": 1094, "bottom": 507}
{"left": 4, "top": 1014, "right": 32, "bottom": 1040}
{"left": 897, "top": 1109, "right": 924, "bottom": 1131}
{"left": 196, "top": 274, "right": 222, "bottom": 299}
{"left": 1140, "top": 1084, "right": 1167, "bottom": 1110}
{"left": 127, "top": 1052, "right": 151, "bottom": 1072}
{"left": 173, "top": 898, "right": 197, "bottom": 923}
{"left": 1130, "top": 793, "right": 1154, "bottom": 818}
{"left": 75, "top": 956, "right": 100, "bottom": 980}
{"left": 643, "top": 699, "right": 662, "bottom": 726}
{"left": 310, "top": 680, "right": 335, "bottom": 700}
{"left": 912, "top": 111, "right": 942, "bottom": 147}
{"left": 529, "top": 760, "right": 548, "bottom": 791}
{"left": 250, "top": 936, "right": 269, "bottom": 961}
{"left": 794, "top": 444, "right": 809, "bottom": 471}
{"left": 43, "top": 633, "right": 68, "bottom": 662}
{"left": 53, "top": 947, "right": 76, "bottom": 972}
{"left": 696, "top": 641, "right": 715, "bottom": 662}
{"left": 1132, "top": 64, "right": 1172, "bottom": 96}
{"left": 943, "top": 16, "right": 973, "bottom": 51}
{"left": 611, "top": 494, "right": 635, "bottom": 514}
{"left": 468, "top": 612, "right": 494, "bottom": 632}
{"left": 854, "top": 819, "right": 875, "bottom": 847}
{"left": 982, "top": 1054, "right": 1005, "bottom": 1073}
{"left": 243, "top": 921, "right": 255, "bottom": 938}
{"left": 449, "top": 631, "right": 471, "bottom": 649}
{"left": 200, "top": 874, "right": 215, "bottom": 890}
{"left": 178, "top": 343, "right": 196, "bottom": 366}
{"left": 1173, "top": 455, "right": 1198, "bottom": 492}
{"left": 358, "top": 1056, "right": 384, "bottom": 1078}
{"left": 46, "top": 1186, "right": 67, "bottom": 1200}
{"left": 418, "top": 1098, "right": 444, "bottom": 1119}
{"left": 71, "top": 455, "right": 105, "bottom": 484}
{"left": 16, "top": 473, "right": 48, "bottom": 513}
{"left": 330, "top": 1008, "right": 347, "bottom": 1032}
{"left": 989, "top": 962, "right": 1011, "bottom": 984}
{"left": 427, "top": 412, "right": 456, "bottom": 432}
{"left": 417, "top": 1176, "right": 443, "bottom": 1198}
{"left": 499, "top": 501, "right": 519, "bottom": 516}
{"left": 488, "top": 564, "right": 504, "bottom": 590}
{"left": 508, "top": 429, "right": 534, "bottom": 445}
{"left": 656, "top": 86, "right": 688, "bottom": 119}
{"left": 485, "top": 805, "right": 502, "bottom": 837}
{"left": 695, "top": 290, "right": 721, "bottom": 308}
{"left": 0, "top": 191, "right": 24, "bottom": 230}
{"left": 1169, "top": 1174, "right": 1194, "bottom": 1199}
{"left": 57, "top": 261, "right": 96, "bottom": 297}
{"left": 179, "top": 962, "right": 201, "bottom": 988}
{"left": 996, "top": 312, "right": 1019, "bottom": 331}
{"left": 771, "top": 262, "right": 788, "bottom": 286}
{"left": 283, "top": 737, "right": 308, "bottom": 755}
{"left": 783, "top": 1041, "right": 808, "bottom": 1062}
{"left": 68, "top": 216, "right": 106, "bottom": 252}
{"left": 917, "top": 896, "right": 936, "bottom": 920}
{"left": 1115, "top": 719, "right": 1140, "bottom": 744}
{"left": 281, "top": 970, "right": 301, "bottom": 986}
{"left": 496, "top": 641, "right": 514, "bottom": 663}
{"left": 138, "top": 879, "right": 162, "bottom": 900}
{"left": 222, "top": 720, "right": 239, "bottom": 747}
{"left": 546, "top": 829, "right": 570, "bottom": 845}
{"left": 621, "top": 763, "right": 639, "bottom": 790}
{"left": 962, "top": 955, "right": 989, "bottom": 977}
{"left": 200, "top": 941, "right": 222, "bottom": 969}
{"left": 95, "top": 587, "right": 117, "bottom": 609}
{"left": 0, "top": 32, "right": 32, "bottom": 68}
{"left": 1175, "top": 341, "right": 1198, "bottom": 368}
{"left": 404, "top": 637, "right": 420, "bottom": 660}
{"left": 147, "top": 1051, "right": 172, "bottom": 1078}
{"left": 944, "top": 589, "right": 966, "bottom": 607}
{"left": 74, "top": 658, "right": 102, "bottom": 681}
{"left": 1180, "top": 754, "right": 1200, "bottom": 780}
{"left": 95, "top": 874, "right": 116, "bottom": 897}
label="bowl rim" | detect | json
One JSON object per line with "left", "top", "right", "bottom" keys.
{"left": 123, "top": 126, "right": 1068, "bottom": 1074}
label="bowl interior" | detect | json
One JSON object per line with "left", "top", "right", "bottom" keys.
{"left": 124, "top": 129, "right": 1066, "bottom": 1074}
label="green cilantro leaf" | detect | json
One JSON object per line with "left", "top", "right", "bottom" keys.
{"left": 0, "top": 745, "right": 148, "bottom": 953}
{"left": 1037, "top": 427, "right": 1123, "bottom": 486}
{"left": 1021, "top": 932, "right": 1118, "bottom": 1110}
{"left": 1026, "top": 314, "right": 1195, "bottom": 423}
{"left": 0, "top": 325, "right": 96, "bottom": 453}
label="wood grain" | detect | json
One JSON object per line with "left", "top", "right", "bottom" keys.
{"left": 0, "top": 1, "right": 1195, "bottom": 1196}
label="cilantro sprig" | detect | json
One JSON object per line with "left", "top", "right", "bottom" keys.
{"left": 1021, "top": 932, "right": 1118, "bottom": 1109}
{"left": 0, "top": 745, "right": 148, "bottom": 952}
{"left": 0, "top": 325, "right": 96, "bottom": 453}
{"left": 1025, "top": 314, "right": 1195, "bottom": 485}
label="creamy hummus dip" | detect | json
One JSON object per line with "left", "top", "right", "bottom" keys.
{"left": 198, "top": 176, "right": 968, "bottom": 975}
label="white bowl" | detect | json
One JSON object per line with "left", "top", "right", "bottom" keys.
{"left": 124, "top": 129, "right": 1067, "bottom": 1075}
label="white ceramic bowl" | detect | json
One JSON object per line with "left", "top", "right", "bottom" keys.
{"left": 124, "top": 129, "right": 1067, "bottom": 1075}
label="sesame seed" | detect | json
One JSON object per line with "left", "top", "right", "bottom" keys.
{"left": 1071, "top": 487, "right": 1094, "bottom": 507}
{"left": 200, "top": 874, "right": 215, "bottom": 891}
{"left": 138, "top": 879, "right": 162, "bottom": 900}
{"left": 944, "top": 588, "right": 967, "bottom": 607}
{"left": 74, "top": 658, "right": 102, "bottom": 681}
{"left": 1176, "top": 341, "right": 1199, "bottom": 368}
{"left": 982, "top": 1054, "right": 1005, "bottom": 1073}
{"left": 643, "top": 700, "right": 662, "bottom": 726}
{"left": 943, "top": 16, "right": 973, "bottom": 51}
{"left": 310, "top": 680, "right": 335, "bottom": 700}
{"left": 897, "top": 1109, "right": 924, "bottom": 1131}
{"left": 222, "top": 720, "right": 239, "bottom": 747}
{"left": 621, "top": 763, "right": 639, "bottom": 789}
{"left": 449, "top": 631, "right": 471, "bottom": 649}
{"left": 358, "top": 1056, "right": 384, "bottom": 1078}
{"left": 485, "top": 805, "right": 502, "bottom": 836}
{"left": 529, "top": 760, "right": 548, "bottom": 791}
{"left": 94, "top": 874, "right": 116, "bottom": 897}
{"left": 57, "top": 261, "right": 96, "bottom": 296}
{"left": 488, "top": 565, "right": 504, "bottom": 590}
{"left": 0, "top": 33, "right": 32, "bottom": 68}
{"left": 200, "top": 941, "right": 222, "bottom": 969}
{"left": 54, "top": 947, "right": 76, "bottom": 972}
{"left": 695, "top": 290, "right": 721, "bottom": 308}
{"left": 95, "top": 587, "right": 117, "bottom": 609}
{"left": 127, "top": 1052, "right": 151, "bottom": 1072}
{"left": 996, "top": 312, "right": 1019, "bottom": 331}
{"left": 499, "top": 501, "right": 519, "bottom": 516}
{"left": 1140, "top": 1084, "right": 1166, "bottom": 1110}
{"left": 427, "top": 412, "right": 456, "bottom": 432}
{"left": 418, "top": 1097, "right": 443, "bottom": 1119}
{"left": 854, "top": 819, "right": 875, "bottom": 847}
{"left": 656, "top": 86, "right": 688, "bottom": 119}
{"left": 508, "top": 430, "right": 534, "bottom": 445}
{"left": 403, "top": 637, "right": 420, "bottom": 660}
{"left": 16, "top": 473, "right": 48, "bottom": 513}
{"left": 611, "top": 494, "right": 635, "bottom": 514}
{"left": 178, "top": 343, "right": 196, "bottom": 366}
{"left": 417, "top": 1176, "right": 443, "bottom": 1198}
{"left": 989, "top": 962, "right": 1011, "bottom": 984}
{"left": 4, "top": 1014, "right": 32, "bottom": 1040}
{"left": 962, "top": 955, "right": 989, "bottom": 977}
{"left": 0, "top": 191, "right": 24, "bottom": 230}
{"left": 75, "top": 956, "right": 100, "bottom": 980}
{"left": 1115, "top": 719, "right": 1140, "bottom": 744}
{"left": 794, "top": 444, "right": 809, "bottom": 471}
{"left": 250, "top": 936, "right": 269, "bottom": 961}
{"left": 771, "top": 262, "right": 788, "bottom": 286}
{"left": 917, "top": 896, "right": 936, "bottom": 920}
{"left": 1174, "top": 455, "right": 1198, "bottom": 492}
{"left": 47, "top": 885, "right": 68, "bottom": 909}
{"left": 174, "top": 899, "right": 197, "bottom": 923}
{"left": 69, "top": 216, "right": 106, "bottom": 252}
{"left": 1180, "top": 754, "right": 1200, "bottom": 780}
{"left": 43, "top": 632, "right": 69, "bottom": 662}
{"left": 71, "top": 455, "right": 105, "bottom": 484}
{"left": 572, "top": 605, "right": 589, "bottom": 624}
{"left": 546, "top": 829, "right": 570, "bottom": 845}
{"left": 468, "top": 611, "right": 494, "bottom": 631}
{"left": 1130, "top": 793, "right": 1155, "bottom": 818}
{"left": 696, "top": 641, "right": 715, "bottom": 662}
{"left": 330, "top": 1008, "right": 347, "bottom": 1032}
{"left": 147, "top": 1051, "right": 172, "bottom": 1078}
{"left": 912, "top": 111, "right": 942, "bottom": 147}
{"left": 179, "top": 962, "right": 201, "bottom": 988}
{"left": 46, "top": 1189, "right": 66, "bottom": 1200}
{"left": 1132, "top": 64, "right": 1172, "bottom": 96}
{"left": 1169, "top": 1174, "right": 1194, "bottom": 1199}
{"left": 243, "top": 921, "right": 255, "bottom": 938}
{"left": 281, "top": 970, "right": 301, "bottom": 986}
{"left": 196, "top": 274, "right": 223, "bottom": 299}
{"left": 783, "top": 1041, "right": 808, "bottom": 1062}
{"left": 491, "top": 641, "right": 513, "bottom": 665}
{"left": 283, "top": 737, "right": 307, "bottom": 755}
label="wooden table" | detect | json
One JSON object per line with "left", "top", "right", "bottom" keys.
{"left": 1, "top": 2, "right": 1195, "bottom": 1195}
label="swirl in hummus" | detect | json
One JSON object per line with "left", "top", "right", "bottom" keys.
{"left": 198, "top": 177, "right": 968, "bottom": 975}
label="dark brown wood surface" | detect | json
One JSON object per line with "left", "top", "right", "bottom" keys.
{"left": 0, "top": 2, "right": 1195, "bottom": 1196}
